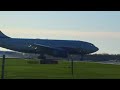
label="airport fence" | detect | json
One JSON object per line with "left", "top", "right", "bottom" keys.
{"left": 0, "top": 58, "right": 78, "bottom": 79}
{"left": 1, "top": 55, "right": 120, "bottom": 79}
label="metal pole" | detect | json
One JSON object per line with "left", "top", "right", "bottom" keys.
{"left": 68, "top": 53, "right": 74, "bottom": 77}
{"left": 1, "top": 55, "right": 5, "bottom": 79}
{"left": 71, "top": 56, "right": 73, "bottom": 76}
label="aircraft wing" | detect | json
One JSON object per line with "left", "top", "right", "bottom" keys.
{"left": 28, "top": 43, "right": 68, "bottom": 57}
{"left": 28, "top": 43, "right": 61, "bottom": 52}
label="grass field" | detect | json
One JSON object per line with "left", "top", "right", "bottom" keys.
{"left": 1, "top": 58, "right": 120, "bottom": 79}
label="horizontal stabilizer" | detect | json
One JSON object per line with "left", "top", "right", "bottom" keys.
{"left": 0, "top": 31, "right": 10, "bottom": 38}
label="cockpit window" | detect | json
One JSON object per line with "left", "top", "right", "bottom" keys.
{"left": 90, "top": 44, "right": 94, "bottom": 46}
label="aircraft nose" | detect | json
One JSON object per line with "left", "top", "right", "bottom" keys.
{"left": 95, "top": 47, "right": 99, "bottom": 52}
{"left": 90, "top": 47, "right": 99, "bottom": 53}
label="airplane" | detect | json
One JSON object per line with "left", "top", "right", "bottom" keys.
{"left": 0, "top": 31, "right": 99, "bottom": 60}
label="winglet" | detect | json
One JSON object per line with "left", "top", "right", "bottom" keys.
{"left": 0, "top": 30, "right": 10, "bottom": 38}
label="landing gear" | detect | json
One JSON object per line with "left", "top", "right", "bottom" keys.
{"left": 80, "top": 54, "right": 84, "bottom": 61}
{"left": 37, "top": 53, "right": 46, "bottom": 64}
{"left": 38, "top": 53, "right": 46, "bottom": 60}
{"left": 38, "top": 53, "right": 58, "bottom": 64}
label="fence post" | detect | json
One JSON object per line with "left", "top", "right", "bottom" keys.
{"left": 71, "top": 56, "right": 73, "bottom": 76}
{"left": 1, "top": 55, "right": 5, "bottom": 79}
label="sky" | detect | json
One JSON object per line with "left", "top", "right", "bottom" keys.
{"left": 0, "top": 11, "right": 120, "bottom": 54}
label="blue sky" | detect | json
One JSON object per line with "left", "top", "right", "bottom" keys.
{"left": 0, "top": 11, "right": 120, "bottom": 54}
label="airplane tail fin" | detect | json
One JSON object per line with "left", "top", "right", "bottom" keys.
{"left": 0, "top": 31, "right": 10, "bottom": 38}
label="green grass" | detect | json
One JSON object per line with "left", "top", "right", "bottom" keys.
{"left": 0, "top": 58, "right": 120, "bottom": 79}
